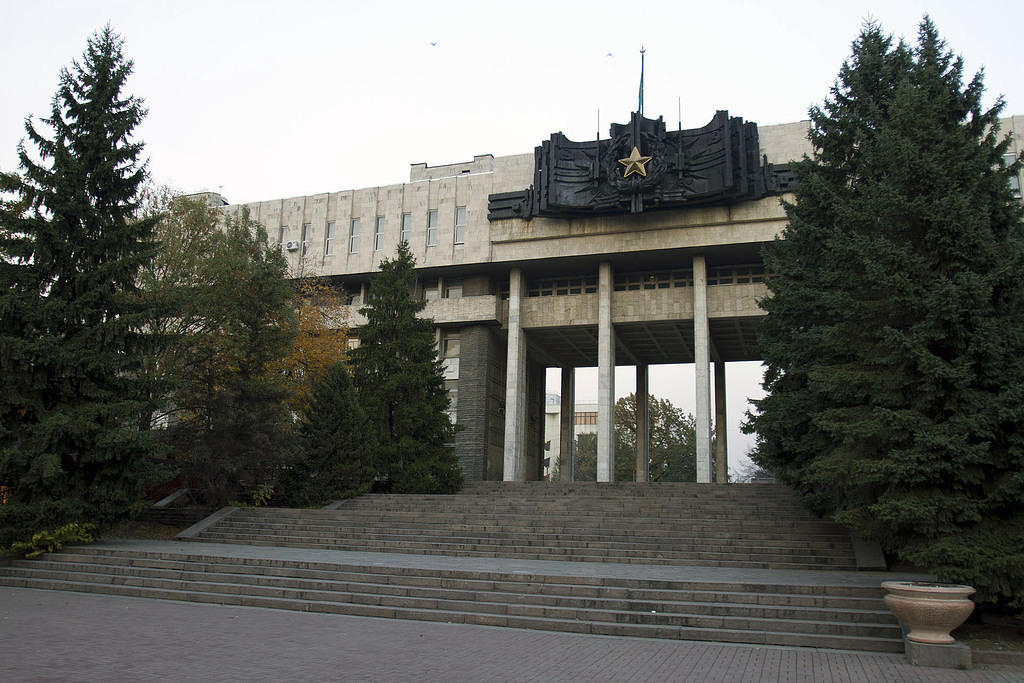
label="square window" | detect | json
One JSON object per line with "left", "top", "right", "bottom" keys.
{"left": 443, "top": 334, "right": 460, "bottom": 357}
{"left": 444, "top": 278, "right": 462, "bottom": 299}
{"left": 423, "top": 279, "right": 439, "bottom": 301}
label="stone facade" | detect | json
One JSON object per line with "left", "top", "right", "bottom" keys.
{"left": 222, "top": 115, "right": 1024, "bottom": 483}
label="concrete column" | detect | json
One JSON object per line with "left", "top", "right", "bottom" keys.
{"left": 503, "top": 268, "right": 527, "bottom": 481}
{"left": 693, "top": 255, "right": 712, "bottom": 483}
{"left": 636, "top": 364, "right": 649, "bottom": 482}
{"left": 597, "top": 262, "right": 616, "bottom": 482}
{"left": 559, "top": 367, "right": 575, "bottom": 482}
{"left": 714, "top": 360, "right": 728, "bottom": 484}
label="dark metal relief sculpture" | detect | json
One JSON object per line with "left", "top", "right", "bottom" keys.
{"left": 488, "top": 110, "right": 796, "bottom": 221}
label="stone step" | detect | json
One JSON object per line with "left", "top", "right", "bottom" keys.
{"left": 204, "top": 521, "right": 853, "bottom": 551}
{"left": 0, "top": 575, "right": 901, "bottom": 652}
{"left": 236, "top": 513, "right": 838, "bottom": 531}
{"left": 436, "top": 482, "right": 805, "bottom": 497}
{"left": 35, "top": 548, "right": 888, "bottom": 599}
{"left": 4, "top": 559, "right": 892, "bottom": 623}
{"left": 0, "top": 549, "right": 902, "bottom": 652}
{"left": 186, "top": 535, "right": 856, "bottom": 570}
{"left": 271, "top": 500, "right": 820, "bottom": 514}
{"left": 194, "top": 527, "right": 855, "bottom": 561}
{"left": 232, "top": 510, "right": 847, "bottom": 534}
{"left": 209, "top": 520, "right": 856, "bottom": 548}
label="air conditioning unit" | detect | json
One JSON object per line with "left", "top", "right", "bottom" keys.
{"left": 285, "top": 240, "right": 300, "bottom": 251}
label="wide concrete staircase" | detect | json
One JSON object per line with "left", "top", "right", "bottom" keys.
{"left": 0, "top": 483, "right": 908, "bottom": 652}
{"left": 189, "top": 482, "right": 861, "bottom": 571}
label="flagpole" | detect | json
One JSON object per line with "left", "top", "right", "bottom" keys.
{"left": 638, "top": 47, "right": 645, "bottom": 114}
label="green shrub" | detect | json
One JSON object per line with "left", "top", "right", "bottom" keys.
{"left": 4, "top": 522, "right": 97, "bottom": 559}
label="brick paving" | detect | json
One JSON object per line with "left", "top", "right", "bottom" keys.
{"left": 2, "top": 586, "right": 1021, "bottom": 682}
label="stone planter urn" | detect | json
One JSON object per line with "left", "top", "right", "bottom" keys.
{"left": 881, "top": 581, "right": 976, "bottom": 644}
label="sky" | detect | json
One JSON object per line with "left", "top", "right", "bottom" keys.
{"left": 3, "top": 0, "right": 1023, "bottom": 477}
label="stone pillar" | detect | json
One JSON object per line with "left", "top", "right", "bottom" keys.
{"left": 597, "top": 262, "right": 616, "bottom": 483}
{"left": 636, "top": 363, "right": 649, "bottom": 482}
{"left": 453, "top": 325, "right": 497, "bottom": 481}
{"left": 503, "top": 268, "right": 527, "bottom": 482}
{"left": 559, "top": 367, "right": 575, "bottom": 482}
{"left": 693, "top": 255, "right": 712, "bottom": 483}
{"left": 714, "top": 360, "right": 728, "bottom": 484}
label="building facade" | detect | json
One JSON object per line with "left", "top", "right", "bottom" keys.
{"left": 222, "top": 112, "right": 1024, "bottom": 484}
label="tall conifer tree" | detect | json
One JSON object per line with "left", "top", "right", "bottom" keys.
{"left": 351, "top": 242, "right": 462, "bottom": 493}
{"left": 748, "top": 18, "right": 1024, "bottom": 605}
{"left": 0, "top": 27, "right": 161, "bottom": 544}
{"left": 280, "top": 362, "right": 374, "bottom": 506}
{"left": 161, "top": 210, "right": 298, "bottom": 505}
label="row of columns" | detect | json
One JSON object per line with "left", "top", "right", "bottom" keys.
{"left": 503, "top": 256, "right": 728, "bottom": 483}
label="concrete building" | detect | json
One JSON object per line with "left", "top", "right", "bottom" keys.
{"left": 543, "top": 396, "right": 599, "bottom": 480}
{"left": 222, "top": 112, "right": 1024, "bottom": 484}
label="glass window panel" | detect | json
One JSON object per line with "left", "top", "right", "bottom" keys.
{"left": 349, "top": 218, "right": 360, "bottom": 254}
{"left": 374, "top": 216, "right": 385, "bottom": 251}
{"left": 325, "top": 221, "right": 335, "bottom": 256}
{"left": 454, "top": 206, "right": 467, "bottom": 244}
{"left": 400, "top": 213, "right": 412, "bottom": 244}
{"left": 426, "top": 210, "right": 438, "bottom": 246}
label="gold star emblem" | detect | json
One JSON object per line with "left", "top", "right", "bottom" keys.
{"left": 618, "top": 146, "right": 652, "bottom": 178}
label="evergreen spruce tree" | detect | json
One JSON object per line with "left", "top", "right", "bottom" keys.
{"left": 0, "top": 28, "right": 162, "bottom": 546}
{"left": 162, "top": 210, "right": 298, "bottom": 505}
{"left": 351, "top": 242, "right": 462, "bottom": 493}
{"left": 280, "top": 362, "right": 374, "bottom": 506}
{"left": 747, "top": 18, "right": 1024, "bottom": 605}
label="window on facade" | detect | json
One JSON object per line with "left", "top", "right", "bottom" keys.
{"left": 443, "top": 333, "right": 460, "bottom": 358}
{"left": 423, "top": 279, "right": 439, "bottom": 301}
{"left": 574, "top": 411, "right": 598, "bottom": 425}
{"left": 279, "top": 226, "right": 288, "bottom": 250}
{"left": 454, "top": 206, "right": 467, "bottom": 244}
{"left": 325, "top": 221, "right": 335, "bottom": 256}
{"left": 1005, "top": 154, "right": 1022, "bottom": 198}
{"left": 349, "top": 218, "right": 360, "bottom": 254}
{"left": 706, "top": 264, "right": 767, "bottom": 286}
{"left": 443, "top": 278, "right": 462, "bottom": 299}
{"left": 374, "top": 216, "right": 385, "bottom": 251}
{"left": 426, "top": 209, "right": 438, "bottom": 246}
{"left": 527, "top": 276, "right": 598, "bottom": 297}
{"left": 445, "top": 379, "right": 458, "bottom": 424}
{"left": 400, "top": 213, "right": 412, "bottom": 244}
{"left": 613, "top": 270, "right": 695, "bottom": 291}
{"left": 301, "top": 223, "right": 311, "bottom": 257}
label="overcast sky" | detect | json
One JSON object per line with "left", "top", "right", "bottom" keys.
{"left": 3, "top": 0, "right": 1022, "bottom": 476}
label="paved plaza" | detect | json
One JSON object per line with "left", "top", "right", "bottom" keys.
{"left": 2, "top": 585, "right": 1021, "bottom": 683}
